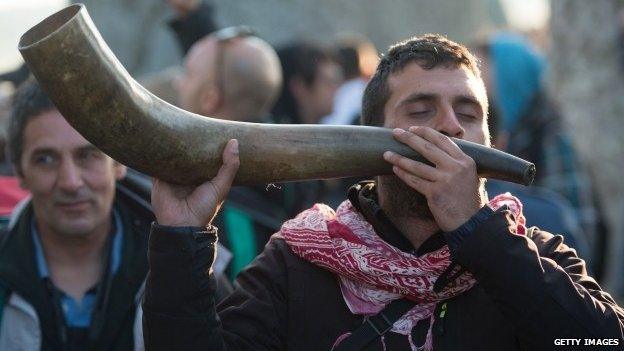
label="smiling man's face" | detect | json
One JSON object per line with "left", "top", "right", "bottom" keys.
{"left": 18, "top": 110, "right": 126, "bottom": 237}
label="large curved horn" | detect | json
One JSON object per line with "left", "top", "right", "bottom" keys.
{"left": 18, "top": 4, "right": 535, "bottom": 186}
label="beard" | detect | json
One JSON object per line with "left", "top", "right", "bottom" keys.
{"left": 376, "top": 175, "right": 434, "bottom": 220}
{"left": 376, "top": 175, "right": 488, "bottom": 221}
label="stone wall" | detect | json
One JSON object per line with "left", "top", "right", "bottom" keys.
{"left": 74, "top": 0, "right": 505, "bottom": 77}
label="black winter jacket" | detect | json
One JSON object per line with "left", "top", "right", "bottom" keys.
{"left": 0, "top": 183, "right": 153, "bottom": 351}
{"left": 143, "top": 185, "right": 624, "bottom": 350}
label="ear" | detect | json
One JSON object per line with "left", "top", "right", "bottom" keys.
{"left": 199, "top": 86, "right": 222, "bottom": 116}
{"left": 16, "top": 174, "right": 27, "bottom": 190}
{"left": 12, "top": 165, "right": 28, "bottom": 189}
{"left": 113, "top": 162, "right": 127, "bottom": 181}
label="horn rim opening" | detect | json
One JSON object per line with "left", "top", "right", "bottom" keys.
{"left": 18, "top": 4, "right": 84, "bottom": 50}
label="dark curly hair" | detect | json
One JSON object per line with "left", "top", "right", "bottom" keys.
{"left": 361, "top": 34, "right": 482, "bottom": 126}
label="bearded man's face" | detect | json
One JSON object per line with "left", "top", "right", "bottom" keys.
{"left": 376, "top": 63, "right": 489, "bottom": 219}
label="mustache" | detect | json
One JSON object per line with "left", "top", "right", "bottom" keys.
{"left": 53, "top": 190, "right": 93, "bottom": 205}
{"left": 377, "top": 175, "right": 433, "bottom": 220}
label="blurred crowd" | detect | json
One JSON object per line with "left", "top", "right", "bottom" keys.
{"left": 0, "top": 0, "right": 621, "bottom": 349}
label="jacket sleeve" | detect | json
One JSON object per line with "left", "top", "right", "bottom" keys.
{"left": 452, "top": 209, "right": 624, "bottom": 350}
{"left": 168, "top": 0, "right": 218, "bottom": 54}
{"left": 142, "top": 223, "right": 287, "bottom": 351}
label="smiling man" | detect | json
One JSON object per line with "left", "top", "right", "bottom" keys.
{"left": 0, "top": 79, "right": 151, "bottom": 350}
{"left": 143, "top": 34, "right": 624, "bottom": 350}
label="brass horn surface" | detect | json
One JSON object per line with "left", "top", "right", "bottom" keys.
{"left": 19, "top": 4, "right": 535, "bottom": 186}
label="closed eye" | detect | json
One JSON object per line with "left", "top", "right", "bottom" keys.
{"left": 407, "top": 110, "right": 433, "bottom": 117}
{"left": 458, "top": 113, "right": 477, "bottom": 120}
{"left": 454, "top": 99, "right": 482, "bottom": 121}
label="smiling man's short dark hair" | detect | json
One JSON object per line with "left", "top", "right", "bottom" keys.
{"left": 8, "top": 77, "right": 57, "bottom": 174}
{"left": 361, "top": 34, "right": 482, "bottom": 127}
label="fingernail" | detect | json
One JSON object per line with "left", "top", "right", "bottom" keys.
{"left": 393, "top": 128, "right": 405, "bottom": 135}
{"left": 231, "top": 139, "right": 239, "bottom": 154}
{"left": 383, "top": 151, "right": 393, "bottom": 159}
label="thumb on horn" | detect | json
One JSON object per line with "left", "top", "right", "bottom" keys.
{"left": 151, "top": 139, "right": 240, "bottom": 227}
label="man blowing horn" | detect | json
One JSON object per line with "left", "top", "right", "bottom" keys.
{"left": 142, "top": 34, "right": 624, "bottom": 351}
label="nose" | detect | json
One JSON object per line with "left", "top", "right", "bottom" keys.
{"left": 435, "top": 105, "right": 464, "bottom": 138}
{"left": 57, "top": 159, "right": 84, "bottom": 193}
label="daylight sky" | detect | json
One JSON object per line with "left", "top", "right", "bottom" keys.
{"left": 0, "top": 0, "right": 69, "bottom": 73}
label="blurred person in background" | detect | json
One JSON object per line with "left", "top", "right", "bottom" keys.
{"left": 0, "top": 64, "right": 30, "bottom": 92}
{"left": 175, "top": 27, "right": 286, "bottom": 278}
{"left": 158, "top": 3, "right": 338, "bottom": 224}
{"left": 147, "top": 1, "right": 289, "bottom": 279}
{"left": 272, "top": 41, "right": 342, "bottom": 125}
{"left": 0, "top": 79, "right": 151, "bottom": 350}
{"left": 176, "top": 27, "right": 281, "bottom": 122}
{"left": 321, "top": 32, "right": 379, "bottom": 126}
{"left": 140, "top": 0, "right": 219, "bottom": 105}
{"left": 320, "top": 32, "right": 379, "bottom": 208}
{"left": 270, "top": 41, "right": 343, "bottom": 215}
{"left": 166, "top": 0, "right": 219, "bottom": 55}
{"left": 475, "top": 32, "right": 607, "bottom": 277}
{"left": 486, "top": 93, "right": 590, "bottom": 259}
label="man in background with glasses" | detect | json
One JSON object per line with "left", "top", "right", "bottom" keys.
{"left": 176, "top": 27, "right": 287, "bottom": 279}
{"left": 176, "top": 26, "right": 282, "bottom": 124}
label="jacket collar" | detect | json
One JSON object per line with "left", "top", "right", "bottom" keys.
{"left": 30, "top": 209, "right": 124, "bottom": 280}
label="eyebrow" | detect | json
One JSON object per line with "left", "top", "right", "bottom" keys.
{"left": 454, "top": 95, "right": 481, "bottom": 108}
{"left": 397, "top": 93, "right": 436, "bottom": 107}
{"left": 76, "top": 145, "right": 100, "bottom": 153}
{"left": 30, "top": 147, "right": 58, "bottom": 157}
{"left": 30, "top": 144, "right": 100, "bottom": 157}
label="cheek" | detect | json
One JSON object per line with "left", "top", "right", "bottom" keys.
{"left": 383, "top": 115, "right": 420, "bottom": 130}
{"left": 382, "top": 118, "right": 397, "bottom": 129}
{"left": 465, "top": 123, "right": 487, "bottom": 144}
{"left": 20, "top": 170, "right": 56, "bottom": 197}
{"left": 88, "top": 176, "right": 117, "bottom": 212}
{"left": 83, "top": 164, "right": 118, "bottom": 195}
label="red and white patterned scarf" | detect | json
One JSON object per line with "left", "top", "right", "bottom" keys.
{"left": 273, "top": 193, "right": 525, "bottom": 350}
